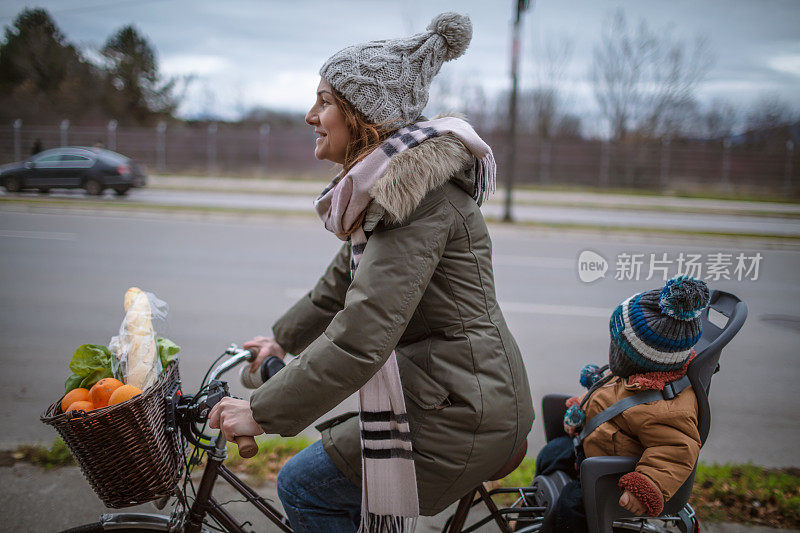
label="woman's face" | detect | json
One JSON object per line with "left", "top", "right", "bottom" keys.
{"left": 305, "top": 78, "right": 350, "bottom": 164}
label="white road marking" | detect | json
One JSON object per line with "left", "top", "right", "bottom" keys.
{"left": 0, "top": 230, "right": 77, "bottom": 240}
{"left": 499, "top": 301, "right": 609, "bottom": 317}
{"left": 493, "top": 255, "right": 574, "bottom": 268}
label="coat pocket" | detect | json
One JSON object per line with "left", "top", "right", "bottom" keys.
{"left": 397, "top": 355, "right": 450, "bottom": 443}
{"left": 397, "top": 355, "right": 451, "bottom": 410}
{"left": 314, "top": 411, "right": 359, "bottom": 433}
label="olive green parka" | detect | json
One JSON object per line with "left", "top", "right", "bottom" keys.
{"left": 250, "top": 126, "right": 535, "bottom": 515}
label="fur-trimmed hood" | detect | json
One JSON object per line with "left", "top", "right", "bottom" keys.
{"left": 364, "top": 114, "right": 477, "bottom": 227}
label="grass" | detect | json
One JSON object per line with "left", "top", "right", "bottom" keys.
{"left": 10, "top": 438, "right": 800, "bottom": 528}
{"left": 487, "top": 459, "right": 800, "bottom": 529}
{"left": 7, "top": 438, "right": 75, "bottom": 470}
{"left": 221, "top": 435, "right": 314, "bottom": 482}
{"left": 691, "top": 463, "right": 800, "bottom": 529}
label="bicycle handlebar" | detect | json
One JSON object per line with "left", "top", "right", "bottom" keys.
{"left": 218, "top": 428, "right": 259, "bottom": 459}
{"left": 207, "top": 344, "right": 260, "bottom": 459}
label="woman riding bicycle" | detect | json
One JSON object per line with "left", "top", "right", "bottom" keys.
{"left": 209, "top": 12, "right": 535, "bottom": 532}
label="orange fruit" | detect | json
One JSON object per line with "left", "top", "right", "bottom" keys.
{"left": 61, "top": 388, "right": 90, "bottom": 413}
{"left": 89, "top": 378, "right": 124, "bottom": 408}
{"left": 65, "top": 400, "right": 94, "bottom": 414}
{"left": 109, "top": 384, "right": 143, "bottom": 406}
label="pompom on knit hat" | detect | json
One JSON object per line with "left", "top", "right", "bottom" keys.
{"left": 319, "top": 12, "right": 473, "bottom": 128}
{"left": 609, "top": 275, "right": 710, "bottom": 378}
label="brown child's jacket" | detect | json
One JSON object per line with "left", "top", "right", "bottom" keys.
{"left": 581, "top": 352, "right": 701, "bottom": 516}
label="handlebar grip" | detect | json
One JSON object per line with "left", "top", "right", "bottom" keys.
{"left": 234, "top": 435, "right": 258, "bottom": 458}
{"left": 244, "top": 347, "right": 258, "bottom": 362}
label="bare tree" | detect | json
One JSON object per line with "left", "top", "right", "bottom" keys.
{"left": 746, "top": 93, "right": 795, "bottom": 131}
{"left": 554, "top": 113, "right": 583, "bottom": 139}
{"left": 590, "top": 9, "right": 714, "bottom": 141}
{"left": 524, "top": 35, "right": 576, "bottom": 139}
{"left": 425, "top": 70, "right": 493, "bottom": 132}
{"left": 459, "top": 76, "right": 491, "bottom": 132}
{"left": 700, "top": 97, "right": 738, "bottom": 140}
{"left": 659, "top": 98, "right": 700, "bottom": 140}
{"left": 424, "top": 70, "right": 454, "bottom": 119}
{"left": 744, "top": 93, "right": 797, "bottom": 147}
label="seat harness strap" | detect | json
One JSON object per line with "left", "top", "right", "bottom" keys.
{"left": 575, "top": 375, "right": 692, "bottom": 447}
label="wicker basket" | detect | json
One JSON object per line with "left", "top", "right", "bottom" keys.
{"left": 40, "top": 361, "right": 187, "bottom": 508}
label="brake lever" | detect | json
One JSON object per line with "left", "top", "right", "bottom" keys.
{"left": 195, "top": 381, "right": 227, "bottom": 420}
{"left": 196, "top": 380, "right": 259, "bottom": 459}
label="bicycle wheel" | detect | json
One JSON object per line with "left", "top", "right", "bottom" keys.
{"left": 60, "top": 524, "right": 165, "bottom": 533}
{"left": 512, "top": 520, "right": 680, "bottom": 533}
{"left": 612, "top": 519, "right": 684, "bottom": 532}
{"left": 59, "top": 512, "right": 178, "bottom": 532}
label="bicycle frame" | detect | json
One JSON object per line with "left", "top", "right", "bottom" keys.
{"left": 91, "top": 433, "right": 292, "bottom": 533}
{"left": 181, "top": 431, "right": 292, "bottom": 533}
{"left": 173, "top": 346, "right": 293, "bottom": 533}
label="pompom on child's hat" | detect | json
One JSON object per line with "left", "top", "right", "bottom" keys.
{"left": 319, "top": 12, "right": 473, "bottom": 128}
{"left": 609, "top": 275, "right": 710, "bottom": 378}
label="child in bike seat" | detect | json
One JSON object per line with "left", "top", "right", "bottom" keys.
{"left": 536, "top": 275, "right": 709, "bottom": 533}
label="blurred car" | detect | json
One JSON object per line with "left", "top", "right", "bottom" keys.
{"left": 0, "top": 146, "right": 147, "bottom": 196}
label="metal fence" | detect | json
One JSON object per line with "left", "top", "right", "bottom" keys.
{"left": 3, "top": 120, "right": 797, "bottom": 196}
{"left": 488, "top": 133, "right": 798, "bottom": 196}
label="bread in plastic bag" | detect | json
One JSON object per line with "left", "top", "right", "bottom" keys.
{"left": 109, "top": 287, "right": 168, "bottom": 391}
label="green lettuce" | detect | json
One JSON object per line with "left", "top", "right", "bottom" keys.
{"left": 157, "top": 336, "right": 181, "bottom": 368}
{"left": 64, "top": 344, "right": 114, "bottom": 393}
{"left": 64, "top": 338, "right": 180, "bottom": 393}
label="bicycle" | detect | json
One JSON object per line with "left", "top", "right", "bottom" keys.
{"left": 62, "top": 344, "right": 292, "bottom": 533}
{"left": 60, "top": 322, "right": 741, "bottom": 533}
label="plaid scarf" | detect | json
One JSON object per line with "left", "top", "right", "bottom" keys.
{"left": 313, "top": 116, "right": 495, "bottom": 533}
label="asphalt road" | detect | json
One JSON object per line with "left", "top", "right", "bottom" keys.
{"left": 4, "top": 187, "right": 800, "bottom": 236}
{"left": 1, "top": 207, "right": 799, "bottom": 468}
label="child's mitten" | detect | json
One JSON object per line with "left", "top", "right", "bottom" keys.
{"left": 563, "top": 396, "right": 586, "bottom": 437}
{"left": 579, "top": 364, "right": 604, "bottom": 389}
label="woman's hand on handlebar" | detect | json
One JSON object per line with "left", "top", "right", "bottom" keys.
{"left": 208, "top": 397, "right": 264, "bottom": 443}
{"left": 243, "top": 336, "right": 287, "bottom": 373}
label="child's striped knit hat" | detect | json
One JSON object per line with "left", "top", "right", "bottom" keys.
{"left": 609, "top": 275, "right": 710, "bottom": 377}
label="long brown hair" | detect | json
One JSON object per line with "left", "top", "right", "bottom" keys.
{"left": 329, "top": 88, "right": 397, "bottom": 173}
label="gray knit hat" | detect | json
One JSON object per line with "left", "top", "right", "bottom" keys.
{"left": 319, "top": 12, "right": 473, "bottom": 127}
{"left": 608, "top": 275, "right": 710, "bottom": 378}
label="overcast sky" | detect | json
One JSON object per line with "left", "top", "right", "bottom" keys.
{"left": 2, "top": 0, "right": 799, "bottom": 131}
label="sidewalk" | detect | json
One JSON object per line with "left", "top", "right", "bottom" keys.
{"left": 3, "top": 176, "right": 799, "bottom": 239}
{"left": 2, "top": 461, "right": 796, "bottom": 532}
{"left": 140, "top": 175, "right": 800, "bottom": 238}
{"left": 0, "top": 462, "right": 448, "bottom": 532}
{"left": 150, "top": 175, "right": 800, "bottom": 217}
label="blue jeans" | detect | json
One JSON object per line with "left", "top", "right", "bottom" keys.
{"left": 276, "top": 439, "right": 362, "bottom": 532}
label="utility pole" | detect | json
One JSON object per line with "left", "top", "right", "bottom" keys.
{"left": 503, "top": 0, "right": 532, "bottom": 222}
